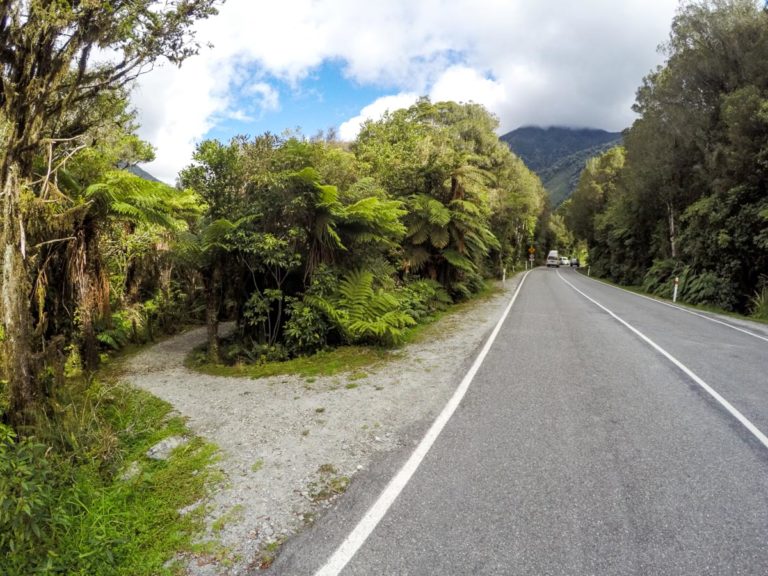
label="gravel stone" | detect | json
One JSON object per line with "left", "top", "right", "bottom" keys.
{"left": 146, "top": 435, "right": 188, "bottom": 460}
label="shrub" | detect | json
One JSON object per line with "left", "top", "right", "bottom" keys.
{"left": 399, "top": 279, "right": 452, "bottom": 322}
{"left": 0, "top": 424, "right": 71, "bottom": 575}
{"left": 642, "top": 258, "right": 679, "bottom": 296}
{"left": 750, "top": 281, "right": 768, "bottom": 320}
{"left": 283, "top": 300, "right": 329, "bottom": 357}
{"left": 680, "top": 270, "right": 737, "bottom": 310}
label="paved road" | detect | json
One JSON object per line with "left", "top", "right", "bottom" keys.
{"left": 268, "top": 268, "right": 768, "bottom": 575}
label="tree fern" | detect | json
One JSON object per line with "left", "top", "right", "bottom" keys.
{"left": 305, "top": 270, "right": 414, "bottom": 346}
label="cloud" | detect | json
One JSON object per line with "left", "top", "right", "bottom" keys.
{"left": 132, "top": 0, "right": 678, "bottom": 182}
{"left": 338, "top": 93, "right": 419, "bottom": 141}
{"left": 429, "top": 66, "right": 507, "bottom": 114}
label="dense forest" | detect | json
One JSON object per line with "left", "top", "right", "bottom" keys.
{"left": 565, "top": 0, "right": 768, "bottom": 317}
{"left": 175, "top": 99, "right": 547, "bottom": 368}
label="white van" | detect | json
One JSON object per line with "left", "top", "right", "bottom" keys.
{"left": 546, "top": 250, "right": 559, "bottom": 267}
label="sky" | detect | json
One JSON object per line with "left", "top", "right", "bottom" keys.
{"left": 131, "top": 0, "right": 680, "bottom": 184}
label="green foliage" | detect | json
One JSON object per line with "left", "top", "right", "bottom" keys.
{"left": 750, "top": 284, "right": 768, "bottom": 320}
{"left": 283, "top": 300, "right": 330, "bottom": 357}
{"left": 0, "top": 382, "right": 218, "bottom": 576}
{"left": 85, "top": 171, "right": 202, "bottom": 231}
{"left": 0, "top": 424, "right": 69, "bottom": 575}
{"left": 306, "top": 270, "right": 415, "bottom": 346}
{"left": 399, "top": 279, "right": 452, "bottom": 323}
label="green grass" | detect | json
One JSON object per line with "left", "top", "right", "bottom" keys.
{"left": 257, "top": 537, "right": 286, "bottom": 570}
{"left": 1, "top": 379, "right": 221, "bottom": 576}
{"left": 212, "top": 505, "right": 245, "bottom": 534}
{"left": 188, "top": 345, "right": 395, "bottom": 379}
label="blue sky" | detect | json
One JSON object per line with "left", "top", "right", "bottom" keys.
{"left": 131, "top": 0, "right": 680, "bottom": 183}
{"left": 204, "top": 62, "right": 391, "bottom": 142}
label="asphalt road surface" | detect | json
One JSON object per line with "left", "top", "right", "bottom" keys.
{"left": 267, "top": 268, "right": 768, "bottom": 576}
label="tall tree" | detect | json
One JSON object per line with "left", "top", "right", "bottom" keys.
{"left": 565, "top": 0, "right": 768, "bottom": 309}
{"left": 0, "top": 0, "right": 219, "bottom": 424}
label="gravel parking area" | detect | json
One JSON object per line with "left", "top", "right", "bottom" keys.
{"left": 122, "top": 276, "right": 522, "bottom": 574}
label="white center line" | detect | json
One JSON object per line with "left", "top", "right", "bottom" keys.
{"left": 313, "top": 271, "right": 531, "bottom": 576}
{"left": 557, "top": 270, "right": 768, "bottom": 451}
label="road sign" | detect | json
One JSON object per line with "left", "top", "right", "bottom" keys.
{"left": 529, "top": 254, "right": 534, "bottom": 262}
{"left": 528, "top": 246, "right": 535, "bottom": 254}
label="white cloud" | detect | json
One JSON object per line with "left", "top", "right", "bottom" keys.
{"left": 338, "top": 93, "right": 419, "bottom": 141}
{"left": 247, "top": 82, "right": 280, "bottom": 113}
{"left": 131, "top": 0, "right": 678, "bottom": 182}
{"left": 429, "top": 66, "right": 507, "bottom": 114}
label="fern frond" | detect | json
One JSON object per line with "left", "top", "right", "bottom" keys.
{"left": 442, "top": 248, "right": 476, "bottom": 273}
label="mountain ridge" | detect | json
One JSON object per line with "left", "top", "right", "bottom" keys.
{"left": 500, "top": 126, "right": 623, "bottom": 206}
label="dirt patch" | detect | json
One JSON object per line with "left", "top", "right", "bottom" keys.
{"left": 121, "top": 276, "right": 522, "bottom": 574}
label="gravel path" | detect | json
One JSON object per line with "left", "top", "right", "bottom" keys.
{"left": 122, "top": 276, "right": 522, "bottom": 574}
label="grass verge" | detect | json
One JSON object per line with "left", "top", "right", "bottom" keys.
{"left": 1, "top": 378, "right": 221, "bottom": 576}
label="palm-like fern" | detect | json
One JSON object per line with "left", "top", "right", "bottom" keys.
{"left": 305, "top": 270, "right": 415, "bottom": 346}
{"left": 62, "top": 170, "right": 203, "bottom": 369}
{"left": 402, "top": 191, "right": 499, "bottom": 293}
{"left": 85, "top": 170, "right": 201, "bottom": 230}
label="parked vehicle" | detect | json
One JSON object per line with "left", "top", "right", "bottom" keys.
{"left": 547, "top": 250, "right": 559, "bottom": 267}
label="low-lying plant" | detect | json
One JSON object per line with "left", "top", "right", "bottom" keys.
{"left": 0, "top": 378, "right": 220, "bottom": 576}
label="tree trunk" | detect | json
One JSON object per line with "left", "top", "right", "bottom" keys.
{"left": 0, "top": 166, "right": 38, "bottom": 425}
{"left": 73, "top": 221, "right": 102, "bottom": 372}
{"left": 204, "top": 263, "right": 221, "bottom": 364}
{"left": 667, "top": 202, "right": 678, "bottom": 259}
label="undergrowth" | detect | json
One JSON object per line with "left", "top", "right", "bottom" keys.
{"left": 0, "top": 378, "right": 219, "bottom": 576}
{"left": 187, "top": 280, "right": 505, "bottom": 378}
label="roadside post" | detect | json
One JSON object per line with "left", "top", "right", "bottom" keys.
{"left": 502, "top": 267, "right": 506, "bottom": 284}
{"left": 588, "top": 266, "right": 591, "bottom": 277}
{"left": 673, "top": 276, "right": 679, "bottom": 303}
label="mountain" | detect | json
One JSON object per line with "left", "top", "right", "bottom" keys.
{"left": 125, "top": 164, "right": 162, "bottom": 182}
{"left": 500, "top": 126, "right": 623, "bottom": 206}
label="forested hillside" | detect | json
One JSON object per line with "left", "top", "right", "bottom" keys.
{"left": 565, "top": 0, "right": 768, "bottom": 318}
{"left": 501, "top": 126, "right": 622, "bottom": 205}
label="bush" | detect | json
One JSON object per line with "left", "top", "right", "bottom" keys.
{"left": 306, "top": 270, "right": 415, "bottom": 346}
{"left": 0, "top": 424, "right": 72, "bottom": 575}
{"left": 750, "top": 281, "right": 768, "bottom": 320}
{"left": 642, "top": 258, "right": 679, "bottom": 296}
{"left": 680, "top": 270, "right": 737, "bottom": 310}
{"left": 399, "top": 279, "right": 452, "bottom": 322}
{"left": 283, "top": 300, "right": 329, "bottom": 357}
{"left": 0, "top": 381, "right": 219, "bottom": 576}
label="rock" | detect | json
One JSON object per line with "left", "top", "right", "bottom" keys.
{"left": 146, "top": 435, "right": 188, "bottom": 460}
{"left": 120, "top": 461, "right": 141, "bottom": 481}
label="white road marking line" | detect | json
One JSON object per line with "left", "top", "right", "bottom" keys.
{"left": 574, "top": 271, "right": 768, "bottom": 344}
{"left": 557, "top": 271, "right": 768, "bottom": 451}
{"left": 313, "top": 271, "right": 531, "bottom": 576}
